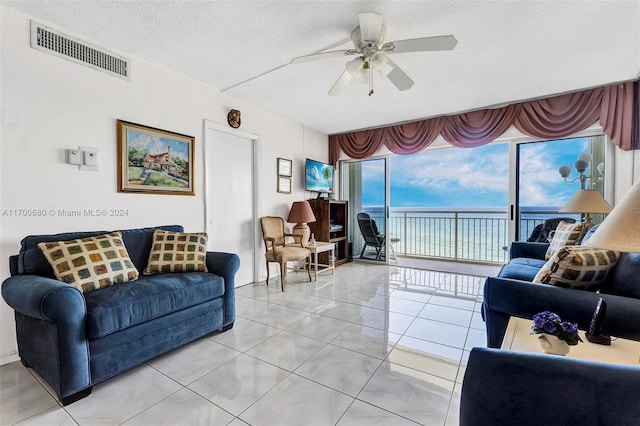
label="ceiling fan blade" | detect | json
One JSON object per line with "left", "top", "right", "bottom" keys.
{"left": 384, "top": 57, "right": 414, "bottom": 91}
{"left": 358, "top": 12, "right": 384, "bottom": 42}
{"left": 383, "top": 35, "right": 457, "bottom": 53}
{"left": 291, "top": 50, "right": 356, "bottom": 64}
{"left": 328, "top": 70, "right": 353, "bottom": 96}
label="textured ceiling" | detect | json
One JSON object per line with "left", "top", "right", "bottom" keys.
{"left": 3, "top": 1, "right": 639, "bottom": 135}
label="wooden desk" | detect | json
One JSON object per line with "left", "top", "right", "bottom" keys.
{"left": 501, "top": 317, "right": 640, "bottom": 365}
{"left": 306, "top": 241, "right": 335, "bottom": 281}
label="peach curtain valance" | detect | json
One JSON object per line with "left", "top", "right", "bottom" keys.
{"left": 329, "top": 80, "right": 639, "bottom": 166}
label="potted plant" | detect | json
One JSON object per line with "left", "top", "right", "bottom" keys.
{"left": 530, "top": 311, "right": 582, "bottom": 355}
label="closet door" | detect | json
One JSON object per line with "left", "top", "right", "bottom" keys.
{"left": 204, "top": 121, "right": 260, "bottom": 286}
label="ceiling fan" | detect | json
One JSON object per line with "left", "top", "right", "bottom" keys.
{"left": 291, "top": 12, "right": 457, "bottom": 96}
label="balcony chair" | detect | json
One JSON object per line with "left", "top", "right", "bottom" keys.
{"left": 357, "top": 212, "right": 387, "bottom": 261}
{"left": 527, "top": 217, "right": 576, "bottom": 242}
{"left": 260, "top": 216, "right": 311, "bottom": 291}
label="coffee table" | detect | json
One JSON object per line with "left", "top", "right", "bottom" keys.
{"left": 501, "top": 316, "right": 640, "bottom": 365}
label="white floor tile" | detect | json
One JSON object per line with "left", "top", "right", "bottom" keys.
{"left": 337, "top": 399, "right": 420, "bottom": 426}
{"left": 64, "top": 364, "right": 182, "bottom": 425}
{"left": 208, "top": 318, "right": 281, "bottom": 352}
{"left": 239, "top": 374, "right": 353, "bottom": 426}
{"left": 245, "top": 330, "right": 325, "bottom": 371}
{"left": 148, "top": 338, "right": 241, "bottom": 385}
{"left": 1, "top": 262, "right": 489, "bottom": 426}
{"left": 388, "top": 336, "right": 463, "bottom": 381}
{"left": 331, "top": 323, "right": 402, "bottom": 359}
{"left": 404, "top": 317, "right": 469, "bottom": 349}
{"left": 189, "top": 354, "right": 289, "bottom": 416}
{"left": 122, "top": 388, "right": 234, "bottom": 425}
{"left": 295, "top": 345, "right": 382, "bottom": 396}
{"left": 358, "top": 361, "right": 454, "bottom": 426}
{"left": 0, "top": 362, "right": 59, "bottom": 425}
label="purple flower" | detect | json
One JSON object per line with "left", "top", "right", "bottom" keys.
{"left": 530, "top": 312, "right": 582, "bottom": 345}
{"left": 561, "top": 322, "right": 578, "bottom": 334}
{"left": 543, "top": 322, "right": 557, "bottom": 333}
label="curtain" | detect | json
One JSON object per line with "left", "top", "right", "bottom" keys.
{"left": 329, "top": 79, "right": 639, "bottom": 165}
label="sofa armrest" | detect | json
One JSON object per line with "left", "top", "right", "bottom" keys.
{"left": 483, "top": 277, "right": 640, "bottom": 348}
{"left": 2, "top": 275, "right": 90, "bottom": 401}
{"left": 206, "top": 252, "right": 240, "bottom": 327}
{"left": 509, "top": 241, "right": 549, "bottom": 260}
{"left": 2, "top": 275, "right": 86, "bottom": 321}
{"left": 460, "top": 348, "right": 640, "bottom": 426}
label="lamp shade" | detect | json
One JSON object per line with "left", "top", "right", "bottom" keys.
{"left": 585, "top": 179, "right": 640, "bottom": 252}
{"left": 559, "top": 190, "right": 612, "bottom": 214}
{"left": 287, "top": 201, "right": 316, "bottom": 224}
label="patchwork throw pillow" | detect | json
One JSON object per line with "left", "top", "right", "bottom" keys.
{"left": 143, "top": 230, "right": 208, "bottom": 275}
{"left": 533, "top": 245, "right": 620, "bottom": 290}
{"left": 38, "top": 232, "right": 139, "bottom": 293}
{"left": 545, "top": 221, "right": 591, "bottom": 260}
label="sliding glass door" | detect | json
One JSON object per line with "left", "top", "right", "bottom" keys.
{"left": 515, "top": 135, "right": 608, "bottom": 242}
{"left": 342, "top": 158, "right": 389, "bottom": 263}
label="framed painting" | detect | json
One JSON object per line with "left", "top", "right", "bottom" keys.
{"left": 278, "top": 158, "right": 292, "bottom": 177}
{"left": 117, "top": 120, "right": 195, "bottom": 195}
{"left": 277, "top": 176, "right": 291, "bottom": 194}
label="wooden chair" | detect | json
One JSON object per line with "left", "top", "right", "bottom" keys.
{"left": 260, "top": 216, "right": 312, "bottom": 291}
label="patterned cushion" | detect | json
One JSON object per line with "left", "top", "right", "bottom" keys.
{"left": 38, "top": 232, "right": 139, "bottom": 293}
{"left": 545, "top": 221, "right": 591, "bottom": 260}
{"left": 143, "top": 230, "right": 208, "bottom": 275}
{"left": 534, "top": 246, "right": 620, "bottom": 290}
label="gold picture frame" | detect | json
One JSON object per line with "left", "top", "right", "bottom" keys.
{"left": 277, "top": 176, "right": 292, "bottom": 194}
{"left": 278, "top": 158, "right": 292, "bottom": 177}
{"left": 117, "top": 120, "right": 195, "bottom": 195}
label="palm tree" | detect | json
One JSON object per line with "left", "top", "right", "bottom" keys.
{"left": 323, "top": 166, "right": 332, "bottom": 191}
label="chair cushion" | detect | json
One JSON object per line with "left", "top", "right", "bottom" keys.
{"left": 143, "top": 230, "right": 208, "bottom": 275}
{"left": 266, "top": 246, "right": 310, "bottom": 263}
{"left": 545, "top": 221, "right": 590, "bottom": 259}
{"left": 37, "top": 232, "right": 139, "bottom": 293}
{"left": 84, "top": 272, "right": 224, "bottom": 339}
{"left": 534, "top": 246, "right": 620, "bottom": 290}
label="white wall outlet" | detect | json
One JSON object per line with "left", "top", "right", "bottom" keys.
{"left": 80, "top": 146, "right": 99, "bottom": 171}
{"left": 67, "top": 149, "right": 82, "bottom": 165}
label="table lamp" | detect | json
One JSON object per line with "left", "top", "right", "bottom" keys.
{"left": 584, "top": 180, "right": 640, "bottom": 252}
{"left": 584, "top": 179, "right": 640, "bottom": 360}
{"left": 287, "top": 201, "right": 316, "bottom": 246}
{"left": 559, "top": 189, "right": 612, "bottom": 226}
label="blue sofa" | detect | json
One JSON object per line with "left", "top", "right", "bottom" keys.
{"left": 2, "top": 225, "right": 239, "bottom": 405}
{"left": 483, "top": 227, "right": 640, "bottom": 348}
{"left": 460, "top": 347, "right": 640, "bottom": 426}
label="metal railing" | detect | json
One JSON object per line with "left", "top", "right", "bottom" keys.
{"left": 360, "top": 208, "right": 579, "bottom": 264}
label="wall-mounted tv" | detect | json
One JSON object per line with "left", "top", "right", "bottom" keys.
{"left": 305, "top": 158, "right": 334, "bottom": 194}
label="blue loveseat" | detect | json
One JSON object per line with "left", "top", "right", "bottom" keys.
{"left": 2, "top": 225, "right": 239, "bottom": 405}
{"left": 483, "top": 227, "right": 640, "bottom": 348}
{"left": 460, "top": 347, "right": 640, "bottom": 426}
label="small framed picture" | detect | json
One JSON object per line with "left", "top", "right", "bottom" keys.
{"left": 277, "top": 176, "right": 291, "bottom": 194}
{"left": 278, "top": 158, "right": 292, "bottom": 177}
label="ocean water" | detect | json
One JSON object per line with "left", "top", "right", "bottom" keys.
{"left": 360, "top": 207, "right": 582, "bottom": 263}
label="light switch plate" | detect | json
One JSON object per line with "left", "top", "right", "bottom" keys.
{"left": 80, "top": 146, "right": 99, "bottom": 171}
{"left": 67, "top": 149, "right": 82, "bottom": 165}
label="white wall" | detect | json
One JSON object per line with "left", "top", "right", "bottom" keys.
{"left": 0, "top": 6, "right": 328, "bottom": 363}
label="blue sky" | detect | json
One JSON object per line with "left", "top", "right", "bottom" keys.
{"left": 361, "top": 137, "right": 594, "bottom": 209}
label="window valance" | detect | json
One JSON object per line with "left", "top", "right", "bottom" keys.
{"left": 329, "top": 80, "right": 639, "bottom": 166}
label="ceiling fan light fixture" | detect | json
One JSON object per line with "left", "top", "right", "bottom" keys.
{"left": 346, "top": 57, "right": 368, "bottom": 84}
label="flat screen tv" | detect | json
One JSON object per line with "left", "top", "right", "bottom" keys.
{"left": 305, "top": 158, "right": 334, "bottom": 194}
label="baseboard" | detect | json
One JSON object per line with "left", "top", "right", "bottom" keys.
{"left": 1, "top": 352, "right": 20, "bottom": 366}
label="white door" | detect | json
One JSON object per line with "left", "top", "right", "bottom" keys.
{"left": 204, "top": 121, "right": 259, "bottom": 286}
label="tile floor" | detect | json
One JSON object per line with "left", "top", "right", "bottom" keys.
{"left": 0, "top": 261, "right": 500, "bottom": 426}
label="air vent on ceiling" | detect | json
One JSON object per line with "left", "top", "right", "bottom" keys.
{"left": 30, "top": 21, "right": 130, "bottom": 80}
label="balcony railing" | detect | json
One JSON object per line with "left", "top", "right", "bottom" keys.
{"left": 361, "top": 208, "right": 579, "bottom": 264}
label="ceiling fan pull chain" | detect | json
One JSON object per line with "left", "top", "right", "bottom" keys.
{"left": 369, "top": 66, "right": 374, "bottom": 96}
